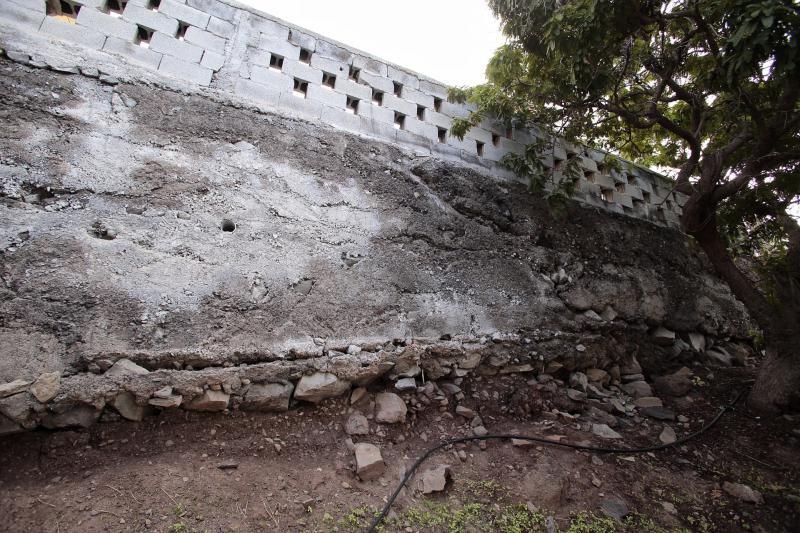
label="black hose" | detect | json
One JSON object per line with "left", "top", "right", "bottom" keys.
{"left": 365, "top": 388, "right": 746, "bottom": 532}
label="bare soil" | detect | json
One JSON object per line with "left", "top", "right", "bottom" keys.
{"left": 1, "top": 366, "right": 798, "bottom": 532}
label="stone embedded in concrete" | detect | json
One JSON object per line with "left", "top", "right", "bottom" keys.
{"left": 159, "top": 0, "right": 211, "bottom": 30}
{"left": 41, "top": 404, "right": 100, "bottom": 429}
{"left": 374, "top": 392, "right": 407, "bottom": 424}
{"left": 0, "top": 379, "right": 31, "bottom": 398}
{"left": 113, "top": 391, "right": 145, "bottom": 421}
{"left": 103, "top": 37, "right": 164, "bottom": 69}
{"left": 40, "top": 17, "right": 107, "bottom": 49}
{"left": 652, "top": 326, "right": 676, "bottom": 346}
{"left": 184, "top": 26, "right": 226, "bottom": 54}
{"left": 354, "top": 442, "right": 384, "bottom": 481}
{"left": 241, "top": 381, "right": 293, "bottom": 412}
{"left": 186, "top": 389, "right": 229, "bottom": 411}
{"left": 148, "top": 395, "right": 183, "bottom": 408}
{"left": 77, "top": 7, "right": 138, "bottom": 41}
{"left": 158, "top": 55, "right": 213, "bottom": 85}
{"left": 123, "top": 3, "right": 180, "bottom": 36}
{"left": 30, "top": 372, "right": 60, "bottom": 403}
{"left": 106, "top": 358, "right": 150, "bottom": 378}
{"left": 294, "top": 372, "right": 350, "bottom": 403}
{"left": 150, "top": 32, "right": 204, "bottom": 63}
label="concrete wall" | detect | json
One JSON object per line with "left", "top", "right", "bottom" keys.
{"left": 0, "top": 0, "right": 686, "bottom": 226}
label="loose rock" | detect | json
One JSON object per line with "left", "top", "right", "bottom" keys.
{"left": 113, "top": 392, "right": 145, "bottom": 421}
{"left": 0, "top": 380, "right": 31, "bottom": 398}
{"left": 659, "top": 425, "right": 677, "bottom": 444}
{"left": 722, "top": 481, "right": 763, "bottom": 504}
{"left": 354, "top": 443, "right": 384, "bottom": 481}
{"left": 592, "top": 424, "right": 622, "bottom": 439}
{"left": 375, "top": 392, "right": 407, "bottom": 424}
{"left": 345, "top": 412, "right": 369, "bottom": 435}
{"left": 420, "top": 464, "right": 451, "bottom": 494}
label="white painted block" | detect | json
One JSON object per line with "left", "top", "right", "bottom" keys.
{"left": 159, "top": 0, "right": 210, "bottom": 30}
{"left": 103, "top": 36, "right": 163, "bottom": 69}
{"left": 403, "top": 116, "right": 438, "bottom": 141}
{"left": 465, "top": 127, "right": 494, "bottom": 145}
{"left": 387, "top": 65, "right": 419, "bottom": 90}
{"left": 257, "top": 35, "right": 299, "bottom": 60}
{"left": 282, "top": 59, "right": 322, "bottom": 84}
{"left": 382, "top": 93, "right": 416, "bottom": 116}
{"left": 41, "top": 17, "right": 107, "bottom": 49}
{"left": 358, "top": 71, "right": 394, "bottom": 94}
{"left": 150, "top": 31, "right": 203, "bottom": 63}
{"left": 123, "top": 4, "right": 179, "bottom": 36}
{"left": 310, "top": 54, "right": 347, "bottom": 76}
{"left": 402, "top": 87, "right": 434, "bottom": 108}
{"left": 352, "top": 55, "right": 387, "bottom": 76}
{"left": 0, "top": 2, "right": 45, "bottom": 28}
{"left": 315, "top": 39, "right": 353, "bottom": 63}
{"left": 321, "top": 105, "right": 367, "bottom": 133}
{"left": 307, "top": 84, "right": 346, "bottom": 109}
{"left": 334, "top": 78, "right": 371, "bottom": 100}
{"left": 419, "top": 79, "right": 448, "bottom": 99}
{"left": 73, "top": 0, "right": 105, "bottom": 8}
{"left": 158, "top": 54, "right": 213, "bottom": 85}
{"left": 426, "top": 110, "right": 452, "bottom": 129}
{"left": 250, "top": 15, "right": 288, "bottom": 40}
{"left": 201, "top": 49, "right": 225, "bottom": 71}
{"left": 277, "top": 91, "right": 323, "bottom": 119}
{"left": 250, "top": 65, "right": 293, "bottom": 92}
{"left": 184, "top": 26, "right": 226, "bottom": 54}
{"left": 288, "top": 28, "right": 316, "bottom": 51}
{"left": 186, "top": 0, "right": 236, "bottom": 22}
{"left": 77, "top": 7, "right": 138, "bottom": 41}
{"left": 438, "top": 100, "right": 470, "bottom": 119}
{"left": 234, "top": 78, "right": 281, "bottom": 106}
{"left": 7, "top": 0, "right": 45, "bottom": 13}
{"left": 206, "top": 16, "right": 234, "bottom": 38}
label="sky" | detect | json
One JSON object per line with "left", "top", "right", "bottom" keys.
{"left": 238, "top": 0, "right": 507, "bottom": 87}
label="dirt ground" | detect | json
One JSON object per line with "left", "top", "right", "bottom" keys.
{"left": 1, "top": 366, "right": 798, "bottom": 533}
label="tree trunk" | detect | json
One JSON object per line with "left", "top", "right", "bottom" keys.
{"left": 682, "top": 195, "right": 800, "bottom": 414}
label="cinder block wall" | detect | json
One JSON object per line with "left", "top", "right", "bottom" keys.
{"left": 0, "top": 0, "right": 686, "bottom": 227}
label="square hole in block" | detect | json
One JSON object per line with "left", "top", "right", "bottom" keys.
{"left": 149, "top": 0, "right": 161, "bottom": 11}
{"left": 137, "top": 26, "right": 154, "bottom": 47}
{"left": 626, "top": 173, "right": 636, "bottom": 184}
{"left": 299, "top": 48, "right": 312, "bottom": 64}
{"left": 597, "top": 163, "right": 607, "bottom": 174}
{"left": 476, "top": 141, "right": 485, "bottom": 157}
{"left": 632, "top": 198, "right": 645, "bottom": 210}
{"left": 601, "top": 189, "right": 614, "bottom": 203}
{"left": 566, "top": 151, "right": 577, "bottom": 161}
{"left": 372, "top": 90, "right": 384, "bottom": 106}
{"left": 348, "top": 66, "right": 360, "bottom": 82}
{"left": 553, "top": 157, "right": 564, "bottom": 171}
{"left": 665, "top": 199, "right": 673, "bottom": 210}
{"left": 437, "top": 127, "right": 447, "bottom": 143}
{"left": 346, "top": 96, "right": 359, "bottom": 115}
{"left": 584, "top": 170, "right": 596, "bottom": 183}
{"left": 177, "top": 22, "right": 189, "bottom": 40}
{"left": 615, "top": 182, "right": 626, "bottom": 193}
{"left": 269, "top": 54, "right": 284, "bottom": 71}
{"left": 433, "top": 97, "right": 442, "bottom": 112}
{"left": 505, "top": 125, "right": 513, "bottom": 139}
{"left": 491, "top": 133, "right": 500, "bottom": 147}
{"left": 416, "top": 105, "right": 425, "bottom": 121}
{"left": 394, "top": 112, "right": 406, "bottom": 130}
{"left": 48, "top": 0, "right": 81, "bottom": 18}
{"left": 106, "top": 0, "right": 127, "bottom": 18}
{"left": 293, "top": 78, "right": 309, "bottom": 98}
{"left": 322, "top": 72, "right": 336, "bottom": 89}
{"left": 393, "top": 81, "right": 403, "bottom": 97}
{"left": 642, "top": 191, "right": 651, "bottom": 203}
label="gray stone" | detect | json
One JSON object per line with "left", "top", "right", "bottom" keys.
{"left": 0, "top": 379, "right": 31, "bottom": 398}
{"left": 585, "top": 368, "right": 609, "bottom": 385}
{"left": 620, "top": 356, "right": 642, "bottom": 375}
{"left": 350, "top": 387, "right": 368, "bottom": 405}
{"left": 601, "top": 305, "right": 618, "bottom": 321}
{"left": 621, "top": 380, "right": 653, "bottom": 398}
{"left": 113, "top": 392, "right": 145, "bottom": 421}
{"left": 0, "top": 393, "right": 33, "bottom": 427}
{"left": 455, "top": 405, "right": 475, "bottom": 418}
{"left": 706, "top": 348, "right": 733, "bottom": 366}
{"left": 641, "top": 406, "right": 676, "bottom": 421}
{"left": 153, "top": 386, "right": 173, "bottom": 399}
{"left": 592, "top": 423, "right": 622, "bottom": 439}
{"left": 659, "top": 425, "right": 677, "bottom": 444}
{"left": 420, "top": 464, "right": 451, "bottom": 494}
{"left": 566, "top": 388, "right": 586, "bottom": 401}
{"left": 106, "top": 359, "right": 149, "bottom": 378}
{"left": 41, "top": 405, "right": 99, "bottom": 429}
{"left": 654, "top": 371, "right": 693, "bottom": 397}
{"left": 652, "top": 326, "right": 676, "bottom": 346}
{"left": 722, "top": 482, "right": 763, "bottom": 504}
{"left": 186, "top": 390, "right": 229, "bottom": 411}
{"left": 148, "top": 395, "right": 182, "bottom": 408}
{"left": 472, "top": 425, "right": 488, "bottom": 437}
{"left": 633, "top": 396, "right": 663, "bottom": 408}
{"left": 241, "top": 381, "right": 293, "bottom": 411}
{"left": 345, "top": 412, "right": 369, "bottom": 435}
{"left": 600, "top": 496, "right": 629, "bottom": 520}
{"left": 0, "top": 414, "right": 22, "bottom": 436}
{"left": 394, "top": 377, "right": 417, "bottom": 391}
{"left": 354, "top": 443, "right": 384, "bottom": 480}
{"left": 30, "top": 372, "right": 60, "bottom": 403}
{"left": 688, "top": 332, "right": 706, "bottom": 352}
{"left": 569, "top": 372, "right": 588, "bottom": 392}
{"left": 375, "top": 392, "right": 407, "bottom": 424}
{"left": 294, "top": 373, "right": 350, "bottom": 403}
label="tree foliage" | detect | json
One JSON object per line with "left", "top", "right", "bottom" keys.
{"left": 454, "top": 0, "right": 800, "bottom": 411}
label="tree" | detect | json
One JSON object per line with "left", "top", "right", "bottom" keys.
{"left": 451, "top": 0, "right": 800, "bottom": 412}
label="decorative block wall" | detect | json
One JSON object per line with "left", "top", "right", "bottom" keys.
{"left": 0, "top": 0, "right": 687, "bottom": 227}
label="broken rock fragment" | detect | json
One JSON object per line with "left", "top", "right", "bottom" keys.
{"left": 420, "top": 464, "right": 451, "bottom": 494}
{"left": 354, "top": 443, "right": 384, "bottom": 481}
{"left": 30, "top": 372, "right": 60, "bottom": 403}
{"left": 294, "top": 372, "right": 350, "bottom": 403}
{"left": 375, "top": 392, "right": 407, "bottom": 424}
{"left": 186, "top": 390, "right": 230, "bottom": 411}
{"left": 241, "top": 381, "right": 294, "bottom": 412}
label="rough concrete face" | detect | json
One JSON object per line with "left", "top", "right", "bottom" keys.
{"left": 0, "top": 57, "right": 750, "bottom": 432}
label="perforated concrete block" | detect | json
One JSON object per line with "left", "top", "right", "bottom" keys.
{"left": 315, "top": 39, "right": 353, "bottom": 63}
{"left": 282, "top": 59, "right": 322, "bottom": 84}
{"left": 426, "top": 110, "right": 452, "bottom": 129}
{"left": 77, "top": 7, "right": 138, "bottom": 41}
{"left": 614, "top": 192, "right": 633, "bottom": 209}
{"left": 397, "top": 129, "right": 432, "bottom": 153}
{"left": 288, "top": 28, "right": 316, "bottom": 51}
{"left": 7, "top": 0, "right": 45, "bottom": 13}
{"left": 201, "top": 49, "right": 225, "bottom": 71}
{"left": 627, "top": 185, "right": 644, "bottom": 201}
{"left": 438, "top": 100, "right": 470, "bottom": 119}
{"left": 207, "top": 16, "right": 235, "bottom": 38}
{"left": 41, "top": 17, "right": 107, "bottom": 49}
{"left": 249, "top": 65, "right": 293, "bottom": 92}
{"left": 123, "top": 4, "right": 180, "bottom": 36}
{"left": 403, "top": 116, "right": 438, "bottom": 141}
{"left": 307, "top": 84, "right": 346, "bottom": 109}
{"left": 358, "top": 71, "right": 394, "bottom": 94}
{"left": 184, "top": 26, "right": 226, "bottom": 54}
{"left": 159, "top": 0, "right": 210, "bottom": 30}
{"left": 363, "top": 118, "right": 398, "bottom": 141}
{"left": 382, "top": 93, "right": 416, "bottom": 117}
{"left": 321, "top": 105, "right": 368, "bottom": 133}
{"left": 387, "top": 65, "right": 419, "bottom": 90}
{"left": 334, "top": 78, "right": 372, "bottom": 101}
{"left": 233, "top": 78, "right": 281, "bottom": 106}
{"left": 579, "top": 156, "right": 598, "bottom": 172}
{"left": 186, "top": 0, "right": 237, "bottom": 22}
{"left": 250, "top": 16, "right": 288, "bottom": 41}
{"left": 278, "top": 91, "right": 323, "bottom": 119}
{"left": 402, "top": 87, "right": 434, "bottom": 108}
{"left": 353, "top": 55, "right": 387, "bottom": 77}
{"left": 257, "top": 35, "right": 300, "bottom": 60}
{"left": 419, "top": 79, "right": 448, "bottom": 99}
{"left": 158, "top": 54, "right": 213, "bottom": 85}
{"left": 496, "top": 137, "right": 524, "bottom": 155}
{"left": 311, "top": 55, "right": 348, "bottom": 77}
{"left": 0, "top": 2, "right": 45, "bottom": 28}
{"left": 361, "top": 102, "right": 395, "bottom": 125}
{"left": 103, "top": 36, "right": 163, "bottom": 69}
{"left": 150, "top": 31, "right": 203, "bottom": 63}
{"left": 466, "top": 127, "right": 494, "bottom": 145}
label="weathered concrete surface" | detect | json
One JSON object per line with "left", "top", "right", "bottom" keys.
{"left": 0, "top": 58, "right": 751, "bottom": 430}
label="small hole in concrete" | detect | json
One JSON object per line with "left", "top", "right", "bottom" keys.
{"left": 615, "top": 182, "right": 626, "bottom": 193}
{"left": 176, "top": 22, "right": 189, "bottom": 40}
{"left": 642, "top": 191, "right": 652, "bottom": 203}
{"left": 322, "top": 72, "right": 336, "bottom": 89}
{"left": 149, "top": 0, "right": 161, "bottom": 11}
{"left": 476, "top": 141, "right": 485, "bottom": 157}
{"left": 393, "top": 81, "right": 403, "bottom": 97}
{"left": 394, "top": 112, "right": 405, "bottom": 130}
{"left": 492, "top": 133, "right": 500, "bottom": 147}
{"left": 437, "top": 127, "right": 446, "bottom": 143}
{"left": 346, "top": 96, "right": 359, "bottom": 115}
{"left": 293, "top": 78, "right": 308, "bottom": 98}
{"left": 584, "top": 170, "right": 596, "bottom": 183}
{"left": 372, "top": 90, "right": 383, "bottom": 105}
{"left": 299, "top": 48, "right": 312, "bottom": 64}
{"left": 106, "top": 0, "right": 126, "bottom": 17}
{"left": 601, "top": 189, "right": 614, "bottom": 203}
{"left": 416, "top": 105, "right": 425, "bottom": 121}
{"left": 48, "top": 0, "right": 81, "bottom": 18}
{"left": 349, "top": 66, "right": 360, "bottom": 82}
{"left": 626, "top": 173, "right": 636, "bottom": 184}
{"left": 269, "top": 54, "right": 284, "bottom": 71}
{"left": 137, "top": 26, "right": 154, "bottom": 47}
{"left": 433, "top": 97, "right": 442, "bottom": 112}
{"left": 221, "top": 219, "right": 236, "bottom": 232}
